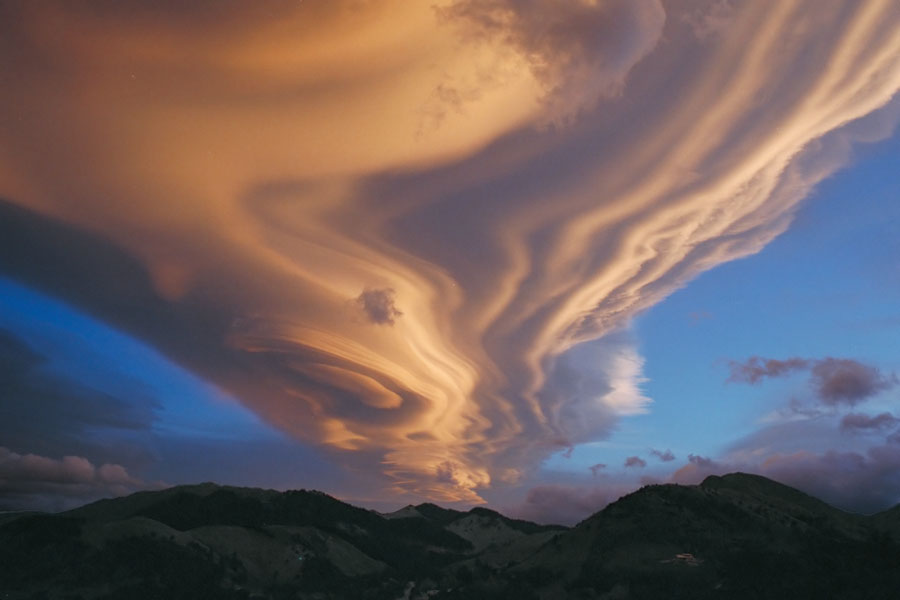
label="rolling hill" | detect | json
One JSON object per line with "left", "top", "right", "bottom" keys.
{"left": 1, "top": 473, "right": 898, "bottom": 599}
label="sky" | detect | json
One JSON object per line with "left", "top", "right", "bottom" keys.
{"left": 1, "top": 0, "right": 899, "bottom": 524}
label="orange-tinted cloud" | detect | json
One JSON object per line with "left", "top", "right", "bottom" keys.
{"left": 1, "top": 0, "right": 899, "bottom": 503}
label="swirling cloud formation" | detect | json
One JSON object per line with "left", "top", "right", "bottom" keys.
{"left": 1, "top": 0, "right": 899, "bottom": 503}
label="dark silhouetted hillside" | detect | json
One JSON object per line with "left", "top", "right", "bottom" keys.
{"left": 1, "top": 473, "right": 898, "bottom": 599}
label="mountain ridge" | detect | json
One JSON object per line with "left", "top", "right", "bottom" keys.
{"left": 2, "top": 473, "right": 899, "bottom": 599}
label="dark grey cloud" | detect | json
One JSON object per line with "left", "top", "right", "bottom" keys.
{"left": 0, "top": 198, "right": 238, "bottom": 376}
{"left": 840, "top": 412, "right": 899, "bottom": 433}
{"left": 588, "top": 463, "right": 606, "bottom": 477}
{"left": 811, "top": 358, "right": 896, "bottom": 406}
{"left": 355, "top": 288, "right": 402, "bottom": 325}
{"left": 624, "top": 456, "right": 646, "bottom": 468}
{"left": 727, "top": 356, "right": 809, "bottom": 384}
{"left": 761, "top": 446, "right": 900, "bottom": 514}
{"left": 650, "top": 448, "right": 675, "bottom": 462}
{"left": 687, "top": 454, "right": 718, "bottom": 469}
{"left": 728, "top": 355, "right": 896, "bottom": 406}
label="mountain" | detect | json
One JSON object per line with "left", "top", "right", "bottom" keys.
{"left": 1, "top": 473, "right": 898, "bottom": 599}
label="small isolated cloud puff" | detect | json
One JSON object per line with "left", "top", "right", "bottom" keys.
{"left": 624, "top": 456, "right": 646, "bottom": 468}
{"left": 0, "top": 446, "right": 159, "bottom": 511}
{"left": 355, "top": 288, "right": 403, "bottom": 325}
{"left": 650, "top": 448, "right": 676, "bottom": 462}
{"left": 840, "top": 412, "right": 899, "bottom": 433}
{"left": 728, "top": 356, "right": 896, "bottom": 406}
{"left": 588, "top": 463, "right": 607, "bottom": 477}
{"left": 687, "top": 453, "right": 718, "bottom": 469}
{"left": 811, "top": 359, "right": 896, "bottom": 406}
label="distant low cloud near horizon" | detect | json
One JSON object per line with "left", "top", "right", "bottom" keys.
{"left": 0, "top": 446, "right": 159, "bottom": 512}
{"left": 1, "top": 0, "right": 900, "bottom": 514}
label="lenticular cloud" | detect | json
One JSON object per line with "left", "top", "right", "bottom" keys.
{"left": 1, "top": 0, "right": 899, "bottom": 502}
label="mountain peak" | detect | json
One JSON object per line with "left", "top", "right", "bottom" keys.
{"left": 699, "top": 472, "right": 840, "bottom": 515}
{"left": 701, "top": 471, "right": 788, "bottom": 490}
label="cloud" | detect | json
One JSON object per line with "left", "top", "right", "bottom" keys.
{"left": 840, "top": 412, "right": 899, "bottom": 433}
{"left": 729, "top": 356, "right": 896, "bottom": 406}
{"left": 588, "top": 463, "right": 606, "bottom": 477}
{"left": 0, "top": 447, "right": 159, "bottom": 512}
{"left": 811, "top": 358, "right": 896, "bottom": 406}
{"left": 0, "top": 1, "right": 899, "bottom": 504}
{"left": 687, "top": 454, "right": 718, "bottom": 469}
{"left": 507, "top": 484, "right": 617, "bottom": 525}
{"left": 668, "top": 454, "right": 724, "bottom": 484}
{"left": 682, "top": 0, "right": 737, "bottom": 41}
{"left": 440, "top": 0, "right": 666, "bottom": 123}
{"left": 672, "top": 437, "right": 900, "bottom": 514}
{"left": 356, "top": 288, "right": 403, "bottom": 325}
{"left": 757, "top": 446, "right": 900, "bottom": 513}
{"left": 624, "top": 456, "right": 646, "bottom": 469}
{"left": 435, "top": 461, "right": 460, "bottom": 485}
{"left": 728, "top": 357, "right": 809, "bottom": 384}
{"left": 650, "top": 448, "right": 676, "bottom": 462}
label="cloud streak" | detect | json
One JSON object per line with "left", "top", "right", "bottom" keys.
{"left": 1, "top": 1, "right": 899, "bottom": 503}
{"left": 840, "top": 412, "right": 899, "bottom": 433}
{"left": 728, "top": 357, "right": 810, "bottom": 384}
